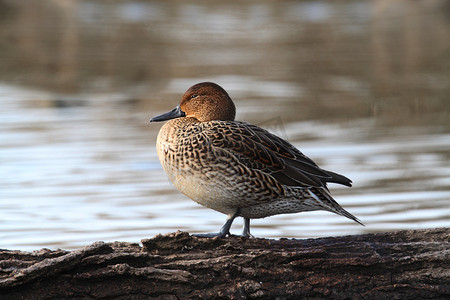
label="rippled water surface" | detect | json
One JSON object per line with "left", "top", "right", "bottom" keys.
{"left": 0, "top": 0, "right": 449, "bottom": 250}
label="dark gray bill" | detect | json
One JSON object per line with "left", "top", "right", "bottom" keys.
{"left": 150, "top": 106, "right": 186, "bottom": 122}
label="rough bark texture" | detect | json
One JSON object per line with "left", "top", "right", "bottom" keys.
{"left": 0, "top": 228, "right": 448, "bottom": 299}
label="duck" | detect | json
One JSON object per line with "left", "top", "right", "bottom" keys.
{"left": 150, "top": 82, "right": 362, "bottom": 238}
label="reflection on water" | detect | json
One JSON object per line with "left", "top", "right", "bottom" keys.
{"left": 0, "top": 0, "right": 449, "bottom": 250}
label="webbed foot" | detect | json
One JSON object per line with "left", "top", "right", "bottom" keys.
{"left": 192, "top": 212, "right": 237, "bottom": 238}
{"left": 242, "top": 218, "right": 254, "bottom": 238}
{"left": 192, "top": 231, "right": 229, "bottom": 238}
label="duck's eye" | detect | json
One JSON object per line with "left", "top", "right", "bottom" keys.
{"left": 191, "top": 94, "right": 198, "bottom": 99}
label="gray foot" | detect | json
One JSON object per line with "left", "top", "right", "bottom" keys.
{"left": 192, "top": 231, "right": 229, "bottom": 238}
{"left": 193, "top": 212, "right": 237, "bottom": 238}
{"left": 242, "top": 218, "right": 254, "bottom": 238}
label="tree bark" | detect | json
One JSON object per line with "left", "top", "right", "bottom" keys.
{"left": 0, "top": 228, "right": 448, "bottom": 299}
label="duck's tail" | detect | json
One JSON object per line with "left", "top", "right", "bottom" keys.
{"left": 323, "top": 170, "right": 353, "bottom": 187}
{"left": 307, "top": 187, "right": 364, "bottom": 226}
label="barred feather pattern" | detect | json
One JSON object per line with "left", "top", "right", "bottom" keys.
{"left": 156, "top": 117, "right": 362, "bottom": 225}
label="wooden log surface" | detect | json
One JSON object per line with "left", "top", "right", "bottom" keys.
{"left": 0, "top": 228, "right": 449, "bottom": 299}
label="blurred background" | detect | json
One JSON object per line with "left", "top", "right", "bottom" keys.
{"left": 0, "top": 0, "right": 449, "bottom": 251}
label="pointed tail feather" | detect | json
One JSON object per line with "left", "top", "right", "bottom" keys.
{"left": 307, "top": 188, "right": 364, "bottom": 226}
{"left": 324, "top": 170, "right": 352, "bottom": 187}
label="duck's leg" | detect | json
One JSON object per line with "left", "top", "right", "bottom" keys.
{"left": 193, "top": 211, "right": 238, "bottom": 238}
{"left": 242, "top": 218, "right": 254, "bottom": 238}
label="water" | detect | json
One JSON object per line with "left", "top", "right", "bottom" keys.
{"left": 0, "top": 0, "right": 449, "bottom": 251}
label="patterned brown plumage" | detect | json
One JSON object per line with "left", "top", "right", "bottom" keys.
{"left": 150, "top": 82, "right": 362, "bottom": 237}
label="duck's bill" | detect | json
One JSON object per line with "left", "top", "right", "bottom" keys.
{"left": 150, "top": 106, "right": 186, "bottom": 122}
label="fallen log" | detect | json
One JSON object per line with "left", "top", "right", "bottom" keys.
{"left": 0, "top": 228, "right": 448, "bottom": 299}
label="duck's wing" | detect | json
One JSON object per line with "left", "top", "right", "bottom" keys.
{"left": 205, "top": 121, "right": 352, "bottom": 188}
